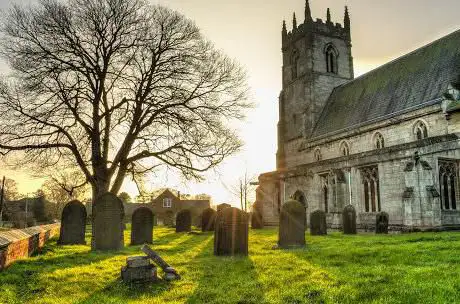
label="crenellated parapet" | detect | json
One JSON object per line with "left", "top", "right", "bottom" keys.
{"left": 282, "top": 1, "right": 351, "bottom": 49}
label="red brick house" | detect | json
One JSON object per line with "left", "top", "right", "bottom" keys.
{"left": 151, "top": 189, "right": 210, "bottom": 226}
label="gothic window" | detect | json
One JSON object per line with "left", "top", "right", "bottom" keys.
{"left": 439, "top": 160, "right": 458, "bottom": 210}
{"left": 321, "top": 175, "right": 329, "bottom": 213}
{"left": 325, "top": 44, "right": 338, "bottom": 74}
{"left": 340, "top": 141, "right": 350, "bottom": 156}
{"left": 320, "top": 171, "right": 340, "bottom": 213}
{"left": 414, "top": 121, "right": 428, "bottom": 140}
{"left": 314, "top": 148, "right": 322, "bottom": 162}
{"left": 360, "top": 166, "right": 381, "bottom": 213}
{"left": 374, "top": 132, "right": 385, "bottom": 149}
{"left": 291, "top": 50, "right": 300, "bottom": 80}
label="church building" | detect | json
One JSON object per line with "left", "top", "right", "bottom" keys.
{"left": 257, "top": 1, "right": 460, "bottom": 230}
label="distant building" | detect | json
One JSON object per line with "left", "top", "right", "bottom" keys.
{"left": 151, "top": 189, "right": 210, "bottom": 226}
{"left": 87, "top": 189, "right": 211, "bottom": 227}
{"left": 1, "top": 197, "right": 50, "bottom": 228}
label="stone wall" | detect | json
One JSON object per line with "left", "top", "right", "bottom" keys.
{"left": 0, "top": 223, "right": 60, "bottom": 271}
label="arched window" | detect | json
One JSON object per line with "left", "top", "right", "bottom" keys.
{"left": 325, "top": 44, "right": 338, "bottom": 74}
{"left": 340, "top": 141, "right": 350, "bottom": 156}
{"left": 314, "top": 148, "right": 322, "bottom": 162}
{"left": 414, "top": 121, "right": 428, "bottom": 140}
{"left": 360, "top": 166, "right": 381, "bottom": 213}
{"left": 291, "top": 50, "right": 300, "bottom": 80}
{"left": 439, "top": 161, "right": 458, "bottom": 210}
{"left": 374, "top": 133, "right": 385, "bottom": 149}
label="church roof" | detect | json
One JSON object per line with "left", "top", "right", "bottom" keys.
{"left": 312, "top": 29, "right": 460, "bottom": 138}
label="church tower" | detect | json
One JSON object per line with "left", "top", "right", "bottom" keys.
{"left": 277, "top": 1, "right": 354, "bottom": 170}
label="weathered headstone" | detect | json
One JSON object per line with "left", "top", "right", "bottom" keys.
{"left": 310, "top": 209, "right": 327, "bottom": 236}
{"left": 375, "top": 211, "right": 389, "bottom": 234}
{"left": 342, "top": 205, "right": 357, "bottom": 235}
{"left": 175, "top": 209, "right": 191, "bottom": 232}
{"left": 92, "top": 192, "right": 125, "bottom": 250}
{"left": 278, "top": 200, "right": 306, "bottom": 248}
{"left": 201, "top": 208, "right": 216, "bottom": 232}
{"left": 216, "top": 203, "right": 232, "bottom": 212}
{"left": 251, "top": 201, "right": 264, "bottom": 229}
{"left": 58, "top": 200, "right": 87, "bottom": 245}
{"left": 214, "top": 207, "right": 249, "bottom": 256}
{"left": 131, "top": 207, "right": 154, "bottom": 245}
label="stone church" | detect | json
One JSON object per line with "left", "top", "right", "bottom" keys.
{"left": 256, "top": 1, "right": 460, "bottom": 230}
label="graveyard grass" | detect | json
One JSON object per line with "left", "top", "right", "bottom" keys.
{"left": 1, "top": 227, "right": 459, "bottom": 304}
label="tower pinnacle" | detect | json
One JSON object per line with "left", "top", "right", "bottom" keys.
{"left": 293, "top": 13, "right": 297, "bottom": 30}
{"left": 305, "top": 0, "right": 312, "bottom": 22}
{"left": 327, "top": 8, "right": 331, "bottom": 23}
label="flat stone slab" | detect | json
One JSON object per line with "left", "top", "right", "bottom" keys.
{"left": 121, "top": 264, "right": 157, "bottom": 283}
{"left": 127, "top": 256, "right": 151, "bottom": 268}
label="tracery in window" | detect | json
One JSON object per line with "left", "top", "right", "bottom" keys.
{"left": 340, "top": 141, "right": 350, "bottom": 156}
{"left": 439, "top": 160, "right": 458, "bottom": 210}
{"left": 325, "top": 44, "right": 338, "bottom": 74}
{"left": 374, "top": 132, "right": 385, "bottom": 149}
{"left": 414, "top": 121, "right": 428, "bottom": 140}
{"left": 360, "top": 166, "right": 381, "bottom": 213}
{"left": 314, "top": 148, "right": 322, "bottom": 162}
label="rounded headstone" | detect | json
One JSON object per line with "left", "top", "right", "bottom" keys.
{"left": 216, "top": 203, "right": 232, "bottom": 213}
{"left": 342, "top": 205, "right": 357, "bottom": 235}
{"left": 251, "top": 201, "right": 264, "bottom": 229}
{"left": 58, "top": 200, "right": 87, "bottom": 245}
{"left": 201, "top": 208, "right": 216, "bottom": 232}
{"left": 176, "top": 209, "right": 192, "bottom": 232}
{"left": 131, "top": 207, "right": 154, "bottom": 245}
{"left": 375, "top": 211, "right": 389, "bottom": 234}
{"left": 310, "top": 209, "right": 327, "bottom": 236}
{"left": 92, "top": 192, "right": 125, "bottom": 250}
{"left": 214, "top": 207, "right": 249, "bottom": 256}
{"left": 278, "top": 200, "right": 306, "bottom": 249}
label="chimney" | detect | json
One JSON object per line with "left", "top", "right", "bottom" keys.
{"left": 178, "top": 191, "right": 181, "bottom": 200}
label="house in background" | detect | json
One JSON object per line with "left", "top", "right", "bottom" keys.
{"left": 151, "top": 189, "right": 211, "bottom": 226}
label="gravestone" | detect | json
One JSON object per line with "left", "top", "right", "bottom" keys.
{"left": 214, "top": 207, "right": 249, "bottom": 256}
{"left": 278, "top": 200, "right": 306, "bottom": 248}
{"left": 92, "top": 192, "right": 125, "bottom": 250}
{"left": 217, "top": 203, "right": 232, "bottom": 212}
{"left": 201, "top": 208, "right": 216, "bottom": 232}
{"left": 375, "top": 212, "right": 389, "bottom": 234}
{"left": 310, "top": 210, "right": 327, "bottom": 236}
{"left": 131, "top": 207, "right": 154, "bottom": 245}
{"left": 342, "top": 205, "right": 357, "bottom": 235}
{"left": 175, "top": 209, "right": 191, "bottom": 232}
{"left": 251, "top": 201, "right": 264, "bottom": 229}
{"left": 58, "top": 200, "right": 87, "bottom": 245}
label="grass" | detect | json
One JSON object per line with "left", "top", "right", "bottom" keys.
{"left": 0, "top": 226, "right": 460, "bottom": 304}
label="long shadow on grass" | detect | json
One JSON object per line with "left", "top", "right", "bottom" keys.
{"left": 186, "top": 236, "right": 267, "bottom": 304}
{"left": 76, "top": 231, "right": 215, "bottom": 303}
{"left": 0, "top": 239, "right": 118, "bottom": 303}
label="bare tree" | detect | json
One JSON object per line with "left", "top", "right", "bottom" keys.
{"left": 0, "top": 0, "right": 250, "bottom": 201}
{"left": 225, "top": 172, "right": 256, "bottom": 212}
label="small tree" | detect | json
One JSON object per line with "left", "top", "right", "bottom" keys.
{"left": 118, "top": 192, "right": 132, "bottom": 204}
{"left": 0, "top": 0, "right": 250, "bottom": 202}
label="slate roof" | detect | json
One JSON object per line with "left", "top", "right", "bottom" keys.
{"left": 312, "top": 29, "right": 460, "bottom": 138}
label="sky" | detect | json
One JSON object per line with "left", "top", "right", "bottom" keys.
{"left": 0, "top": 0, "right": 460, "bottom": 205}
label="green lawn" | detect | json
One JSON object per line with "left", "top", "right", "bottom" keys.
{"left": 1, "top": 226, "right": 459, "bottom": 304}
